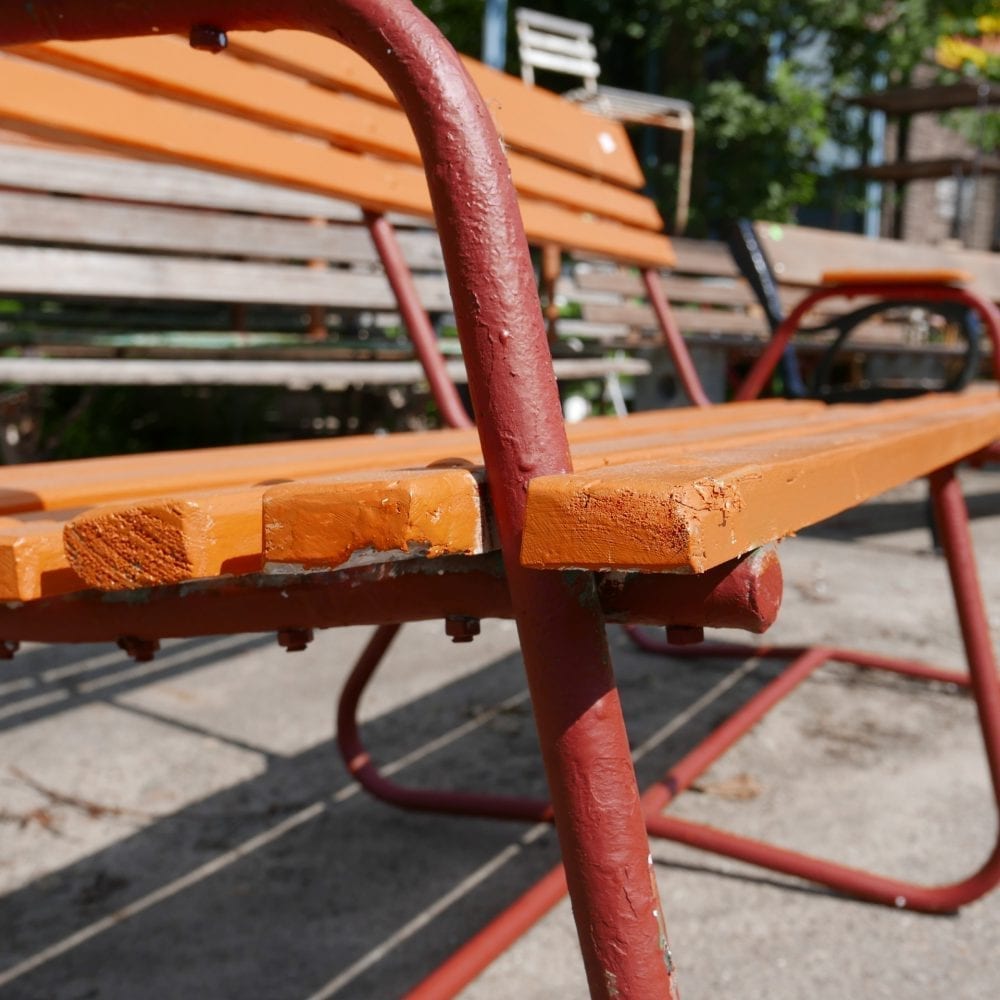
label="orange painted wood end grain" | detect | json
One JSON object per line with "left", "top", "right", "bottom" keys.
{"left": 63, "top": 468, "right": 484, "bottom": 592}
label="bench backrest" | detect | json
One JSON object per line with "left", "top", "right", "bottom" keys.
{"left": 0, "top": 137, "right": 450, "bottom": 324}
{"left": 0, "top": 33, "right": 672, "bottom": 269}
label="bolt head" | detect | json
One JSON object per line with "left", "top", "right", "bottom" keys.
{"left": 665, "top": 625, "right": 704, "bottom": 646}
{"left": 189, "top": 25, "right": 228, "bottom": 53}
{"left": 277, "top": 628, "right": 314, "bottom": 652}
{"left": 445, "top": 616, "right": 480, "bottom": 643}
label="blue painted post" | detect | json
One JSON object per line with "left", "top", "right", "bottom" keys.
{"left": 482, "top": 0, "right": 508, "bottom": 69}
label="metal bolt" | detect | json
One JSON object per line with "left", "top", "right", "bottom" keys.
{"left": 116, "top": 636, "right": 160, "bottom": 662}
{"left": 665, "top": 625, "right": 704, "bottom": 646}
{"left": 189, "top": 25, "right": 228, "bottom": 53}
{"left": 277, "top": 627, "right": 314, "bottom": 653}
{"left": 445, "top": 615, "right": 480, "bottom": 643}
{"left": 0, "top": 639, "right": 19, "bottom": 660}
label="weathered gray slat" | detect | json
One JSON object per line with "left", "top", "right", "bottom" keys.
{"left": 667, "top": 238, "right": 740, "bottom": 278}
{"left": 584, "top": 301, "right": 767, "bottom": 335}
{"left": 575, "top": 269, "right": 758, "bottom": 308}
{"left": 0, "top": 246, "right": 453, "bottom": 311}
{"left": 0, "top": 355, "right": 650, "bottom": 387}
{"left": 753, "top": 221, "right": 1000, "bottom": 296}
{"left": 0, "top": 189, "right": 444, "bottom": 268}
{"left": 0, "top": 142, "right": 363, "bottom": 220}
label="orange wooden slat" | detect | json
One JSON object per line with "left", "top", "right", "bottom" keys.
{"left": 64, "top": 468, "right": 484, "bottom": 592}
{"left": 0, "top": 511, "right": 84, "bottom": 602}
{"left": 0, "top": 55, "right": 672, "bottom": 268}
{"left": 225, "top": 30, "right": 646, "bottom": 189}
{"left": 21, "top": 39, "right": 663, "bottom": 232}
{"left": 522, "top": 392, "right": 1000, "bottom": 574}
{"left": 0, "top": 400, "right": 823, "bottom": 599}
{"left": 61, "top": 397, "right": 981, "bottom": 594}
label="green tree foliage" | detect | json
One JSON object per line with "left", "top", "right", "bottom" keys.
{"left": 417, "top": 1, "right": 998, "bottom": 233}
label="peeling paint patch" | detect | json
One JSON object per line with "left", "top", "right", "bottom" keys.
{"left": 603, "top": 969, "right": 620, "bottom": 997}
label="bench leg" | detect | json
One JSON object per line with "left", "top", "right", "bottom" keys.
{"left": 637, "top": 463, "right": 1000, "bottom": 912}
{"left": 506, "top": 576, "right": 678, "bottom": 998}
{"left": 338, "top": 605, "right": 679, "bottom": 998}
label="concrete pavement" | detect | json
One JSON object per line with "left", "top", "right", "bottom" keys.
{"left": 2, "top": 468, "right": 999, "bottom": 998}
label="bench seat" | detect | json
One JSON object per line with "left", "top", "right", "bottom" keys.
{"left": 1, "top": 391, "right": 996, "bottom": 604}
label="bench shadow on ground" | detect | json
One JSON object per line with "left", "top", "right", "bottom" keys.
{"left": 0, "top": 625, "right": 816, "bottom": 1000}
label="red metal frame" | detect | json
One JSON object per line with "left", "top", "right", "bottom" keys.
{"left": 391, "top": 465, "right": 1000, "bottom": 996}
{"left": 642, "top": 266, "right": 712, "bottom": 407}
{"left": 363, "top": 210, "right": 473, "bottom": 430}
{"left": 735, "top": 280, "right": 1000, "bottom": 402}
{"left": 0, "top": 3, "right": 677, "bottom": 996}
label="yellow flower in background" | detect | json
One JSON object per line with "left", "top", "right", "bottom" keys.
{"left": 977, "top": 15, "right": 1000, "bottom": 35}
{"left": 936, "top": 35, "right": 990, "bottom": 69}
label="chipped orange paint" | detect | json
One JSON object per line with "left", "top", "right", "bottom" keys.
{"left": 65, "top": 488, "right": 266, "bottom": 592}
{"left": 64, "top": 468, "right": 483, "bottom": 592}
{"left": 522, "top": 391, "right": 1000, "bottom": 573}
{"left": 263, "top": 467, "right": 482, "bottom": 568}
{"left": 0, "top": 511, "right": 84, "bottom": 602}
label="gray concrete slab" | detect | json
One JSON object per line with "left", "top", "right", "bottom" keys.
{"left": 2, "top": 468, "right": 1000, "bottom": 998}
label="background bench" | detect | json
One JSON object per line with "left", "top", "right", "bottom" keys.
{"left": 735, "top": 220, "right": 1000, "bottom": 399}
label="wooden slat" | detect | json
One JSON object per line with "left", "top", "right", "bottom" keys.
{"left": 576, "top": 270, "right": 758, "bottom": 309}
{"left": 0, "top": 510, "right": 84, "bottom": 602}
{"left": 63, "top": 467, "right": 484, "bottom": 592}
{"left": 0, "top": 246, "right": 452, "bottom": 310}
{"left": 0, "top": 400, "right": 822, "bottom": 600}
{"left": 0, "top": 142, "right": 363, "bottom": 220}
{"left": 522, "top": 391, "right": 1000, "bottom": 573}
{"left": 0, "top": 399, "right": 819, "bottom": 517}
{"left": 0, "top": 356, "right": 649, "bottom": 389}
{"left": 669, "top": 238, "right": 740, "bottom": 278}
{"left": 225, "top": 31, "right": 644, "bottom": 189}
{"left": 0, "top": 189, "right": 445, "bottom": 266}
{"left": 20, "top": 40, "right": 662, "bottom": 232}
{"left": 54, "top": 394, "right": 1000, "bottom": 593}
{"left": 0, "top": 401, "right": 821, "bottom": 600}
{"left": 60, "top": 403, "right": 826, "bottom": 593}
{"left": 584, "top": 301, "right": 766, "bottom": 336}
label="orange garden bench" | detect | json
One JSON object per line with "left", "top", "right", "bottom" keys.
{"left": 2, "top": 3, "right": 1000, "bottom": 998}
